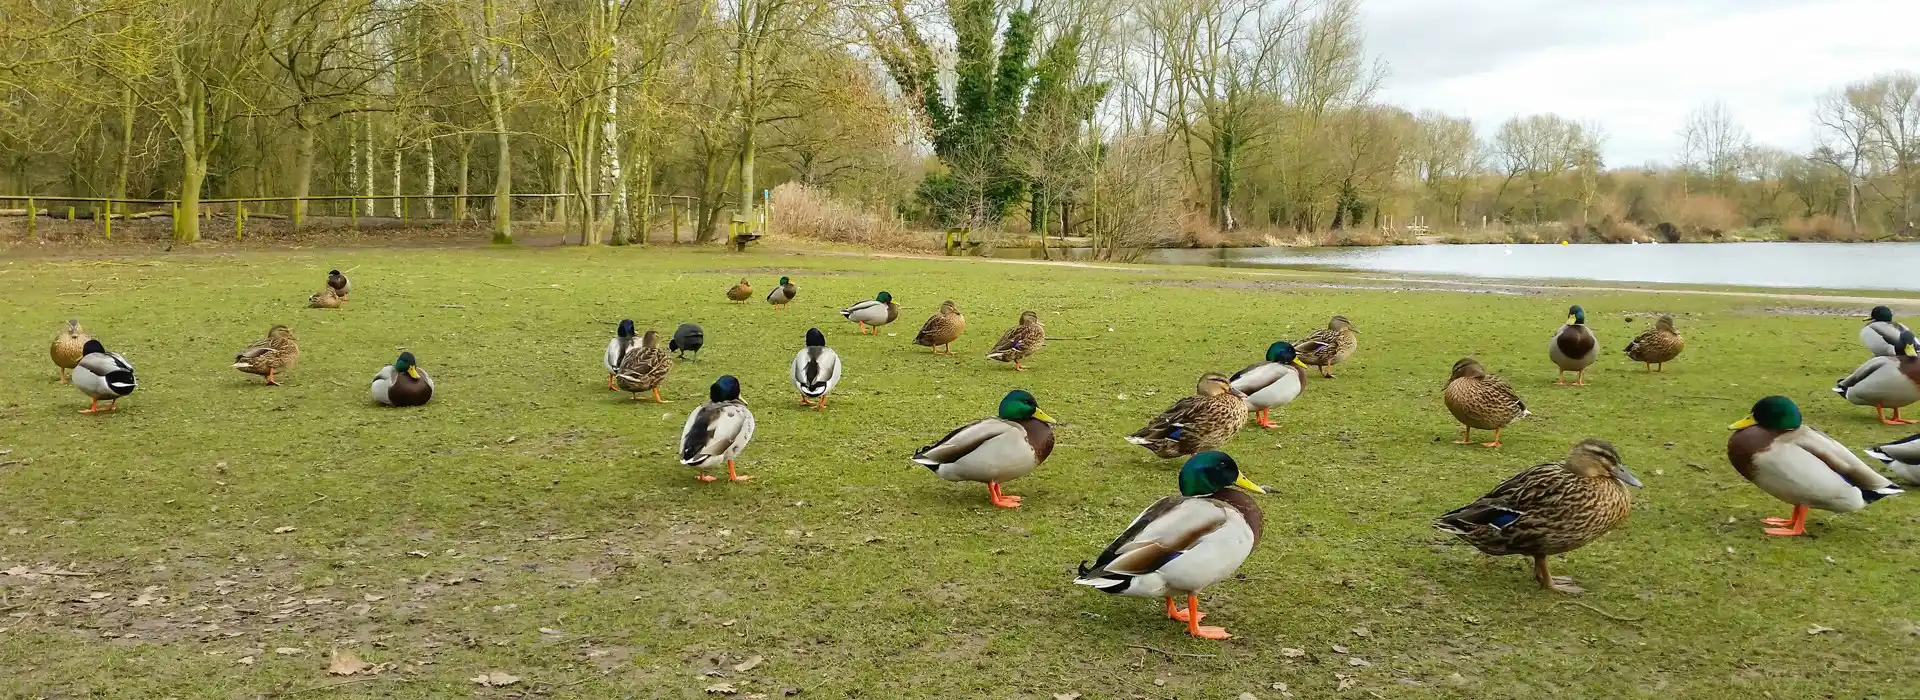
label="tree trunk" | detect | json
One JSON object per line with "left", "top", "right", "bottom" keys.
{"left": 491, "top": 124, "right": 511, "bottom": 243}
{"left": 1030, "top": 185, "right": 1049, "bottom": 260}
{"left": 178, "top": 151, "right": 207, "bottom": 243}
{"left": 115, "top": 85, "right": 134, "bottom": 214}
{"left": 391, "top": 148, "right": 402, "bottom": 218}
{"left": 362, "top": 114, "right": 375, "bottom": 216}
{"left": 290, "top": 124, "right": 315, "bottom": 227}
{"left": 424, "top": 135, "right": 437, "bottom": 218}
{"left": 455, "top": 136, "right": 470, "bottom": 223}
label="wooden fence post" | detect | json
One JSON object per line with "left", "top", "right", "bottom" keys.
{"left": 26, "top": 197, "right": 35, "bottom": 240}
{"left": 350, "top": 196, "right": 358, "bottom": 230}
{"left": 103, "top": 200, "right": 112, "bottom": 240}
{"left": 236, "top": 203, "right": 246, "bottom": 240}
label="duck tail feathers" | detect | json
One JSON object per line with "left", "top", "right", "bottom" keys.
{"left": 1072, "top": 564, "right": 1132, "bottom": 593}
{"left": 1123, "top": 436, "right": 1152, "bottom": 446}
{"left": 1864, "top": 447, "right": 1893, "bottom": 464}
{"left": 1863, "top": 484, "right": 1904, "bottom": 504}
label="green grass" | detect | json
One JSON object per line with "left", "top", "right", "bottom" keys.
{"left": 2, "top": 245, "right": 1917, "bottom": 699}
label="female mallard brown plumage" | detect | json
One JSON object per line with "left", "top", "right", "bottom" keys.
{"left": 727, "top": 278, "right": 753, "bottom": 302}
{"left": 614, "top": 329, "right": 673, "bottom": 402}
{"left": 232, "top": 325, "right": 300, "bottom": 385}
{"left": 1294, "top": 315, "right": 1357, "bottom": 378}
{"left": 913, "top": 300, "right": 966, "bottom": 354}
{"left": 985, "top": 310, "right": 1045, "bottom": 370}
{"left": 1434, "top": 439, "right": 1641, "bottom": 594}
{"left": 1074, "top": 451, "right": 1265, "bottom": 639}
{"left": 1623, "top": 314, "right": 1683, "bottom": 371}
{"left": 911, "top": 390, "right": 1055, "bottom": 508}
{"left": 1126, "top": 372, "right": 1249, "bottom": 459}
{"left": 1729, "top": 396, "right": 1902, "bottom": 536}
{"left": 50, "top": 319, "right": 90, "bottom": 383}
{"left": 1834, "top": 329, "right": 1920, "bottom": 425}
{"left": 308, "top": 287, "right": 342, "bottom": 309}
{"left": 1444, "top": 357, "right": 1528, "bottom": 448}
{"left": 1549, "top": 305, "right": 1598, "bottom": 385}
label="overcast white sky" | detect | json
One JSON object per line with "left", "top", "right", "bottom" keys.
{"left": 1364, "top": 0, "right": 1920, "bottom": 167}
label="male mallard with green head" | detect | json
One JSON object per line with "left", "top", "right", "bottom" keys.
{"left": 1834, "top": 329, "right": 1920, "bottom": 425}
{"left": 1729, "top": 396, "right": 1902, "bottom": 536}
{"left": 371, "top": 352, "right": 434, "bottom": 407}
{"left": 1230, "top": 341, "right": 1307, "bottom": 429}
{"left": 1444, "top": 357, "right": 1528, "bottom": 448}
{"left": 840, "top": 291, "right": 898, "bottom": 334}
{"left": 1549, "top": 305, "right": 1598, "bottom": 385}
{"left": 73, "top": 339, "right": 136, "bottom": 414}
{"left": 327, "top": 269, "right": 351, "bottom": 299}
{"left": 50, "top": 319, "right": 89, "bottom": 383}
{"left": 985, "top": 310, "right": 1045, "bottom": 371}
{"left": 1861, "top": 305, "right": 1910, "bottom": 357}
{"left": 1074, "top": 451, "right": 1265, "bottom": 640}
{"left": 1624, "top": 314, "right": 1683, "bottom": 372}
{"left": 1294, "top": 315, "right": 1357, "bottom": 378}
{"left": 913, "top": 300, "right": 966, "bottom": 355}
{"left": 766, "top": 276, "right": 797, "bottom": 310}
{"left": 614, "top": 329, "right": 673, "bottom": 402}
{"left": 233, "top": 325, "right": 300, "bottom": 385}
{"left": 911, "top": 390, "right": 1055, "bottom": 508}
{"left": 680, "top": 375, "right": 756, "bottom": 482}
{"left": 1435, "top": 439, "right": 1641, "bottom": 594}
{"left": 1126, "top": 372, "right": 1249, "bottom": 459}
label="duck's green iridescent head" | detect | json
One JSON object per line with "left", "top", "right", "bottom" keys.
{"left": 1870, "top": 305, "right": 1894, "bottom": 323}
{"left": 1567, "top": 305, "right": 1586, "bottom": 325}
{"left": 1264, "top": 341, "right": 1301, "bottom": 366}
{"left": 876, "top": 291, "right": 893, "bottom": 303}
{"left": 394, "top": 351, "right": 420, "bottom": 379}
{"left": 1177, "top": 451, "right": 1264, "bottom": 497}
{"left": 710, "top": 375, "right": 743, "bottom": 402}
{"left": 1901, "top": 330, "right": 1917, "bottom": 357}
{"left": 779, "top": 276, "right": 791, "bottom": 285}
{"left": 1732, "top": 395, "right": 1801, "bottom": 431}
{"left": 997, "top": 389, "right": 1054, "bottom": 423}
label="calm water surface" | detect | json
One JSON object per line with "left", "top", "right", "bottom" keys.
{"left": 1132, "top": 242, "right": 1920, "bottom": 292}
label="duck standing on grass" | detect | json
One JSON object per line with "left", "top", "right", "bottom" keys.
{"left": 913, "top": 300, "right": 966, "bottom": 355}
{"left": 371, "top": 352, "right": 434, "bottom": 407}
{"left": 50, "top": 319, "right": 89, "bottom": 383}
{"left": 1126, "top": 372, "right": 1248, "bottom": 459}
{"left": 327, "top": 269, "right": 351, "bottom": 300}
{"left": 1074, "top": 451, "right": 1264, "bottom": 640}
{"left": 1863, "top": 434, "right": 1920, "bottom": 484}
{"left": 670, "top": 323, "right": 705, "bottom": 360}
{"left": 1623, "top": 315, "right": 1683, "bottom": 372}
{"left": 1230, "top": 341, "right": 1307, "bottom": 430}
{"left": 841, "top": 291, "right": 898, "bottom": 334}
{"left": 614, "top": 329, "right": 673, "bottom": 402}
{"left": 790, "top": 328, "right": 842, "bottom": 409}
{"left": 1434, "top": 439, "right": 1640, "bottom": 595}
{"left": 766, "top": 276, "right": 797, "bottom": 310}
{"left": 72, "top": 339, "right": 136, "bottom": 414}
{"left": 233, "top": 325, "right": 299, "bottom": 386}
{"left": 680, "top": 375, "right": 756, "bottom": 482}
{"left": 604, "top": 320, "right": 637, "bottom": 390}
{"left": 984, "top": 310, "right": 1045, "bottom": 370}
{"left": 1861, "top": 306, "right": 1910, "bottom": 357}
{"left": 1294, "top": 315, "right": 1358, "bottom": 378}
{"left": 911, "top": 390, "right": 1055, "bottom": 508}
{"left": 727, "top": 278, "right": 753, "bottom": 303}
{"left": 1444, "top": 357, "right": 1529, "bottom": 448}
{"left": 1729, "top": 396, "right": 1902, "bottom": 536}
{"left": 1549, "top": 305, "right": 1598, "bottom": 385}
{"left": 1834, "top": 330, "right": 1920, "bottom": 425}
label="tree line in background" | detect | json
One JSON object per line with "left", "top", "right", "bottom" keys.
{"left": 1, "top": 0, "right": 1915, "bottom": 249}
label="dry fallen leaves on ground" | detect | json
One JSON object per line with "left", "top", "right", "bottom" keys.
{"left": 471, "top": 671, "right": 521, "bottom": 687}
{"left": 705, "top": 681, "right": 738, "bottom": 694}
{"left": 732, "top": 655, "right": 765, "bottom": 673}
{"left": 327, "top": 649, "right": 373, "bottom": 676}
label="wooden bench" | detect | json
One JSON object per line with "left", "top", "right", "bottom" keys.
{"left": 728, "top": 215, "right": 762, "bottom": 252}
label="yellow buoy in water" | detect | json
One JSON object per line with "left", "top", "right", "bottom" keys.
{"left": 1559, "top": 240, "right": 1569, "bottom": 245}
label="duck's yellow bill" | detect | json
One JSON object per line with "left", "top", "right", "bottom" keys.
{"left": 1566, "top": 314, "right": 1578, "bottom": 325}
{"left": 1729, "top": 415, "right": 1756, "bottom": 430}
{"left": 1032, "top": 408, "right": 1057, "bottom": 423}
{"left": 1292, "top": 358, "right": 1308, "bottom": 369}
{"left": 1233, "top": 475, "right": 1266, "bottom": 494}
{"left": 406, "top": 367, "right": 420, "bottom": 379}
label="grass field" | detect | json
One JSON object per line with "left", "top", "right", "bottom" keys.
{"left": 3, "top": 244, "right": 1918, "bottom": 699}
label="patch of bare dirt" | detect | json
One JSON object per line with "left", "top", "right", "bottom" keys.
{"left": 1137, "top": 278, "right": 1541, "bottom": 296}
{"left": 1744, "top": 305, "right": 1868, "bottom": 317}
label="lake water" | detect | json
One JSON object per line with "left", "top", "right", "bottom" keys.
{"left": 1130, "top": 242, "right": 1920, "bottom": 292}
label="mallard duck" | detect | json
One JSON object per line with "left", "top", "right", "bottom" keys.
{"left": 985, "top": 310, "right": 1045, "bottom": 370}
{"left": 232, "top": 325, "right": 299, "bottom": 385}
{"left": 1074, "top": 451, "right": 1265, "bottom": 640}
{"left": 1863, "top": 434, "right": 1920, "bottom": 484}
{"left": 308, "top": 286, "right": 342, "bottom": 309}
{"left": 72, "top": 339, "right": 135, "bottom": 414}
{"left": 1835, "top": 329, "right": 1920, "bottom": 424}
{"left": 840, "top": 291, "right": 898, "bottom": 334}
{"left": 1444, "top": 357, "right": 1529, "bottom": 448}
{"left": 727, "top": 278, "right": 753, "bottom": 303}
{"left": 670, "top": 323, "right": 705, "bottom": 359}
{"left": 327, "top": 269, "right": 351, "bottom": 299}
{"left": 1861, "top": 306, "right": 1910, "bottom": 357}
{"left": 371, "top": 352, "right": 434, "bottom": 407}
{"left": 912, "top": 390, "right": 1056, "bottom": 508}
{"left": 1623, "top": 314, "right": 1683, "bottom": 371}
{"left": 1729, "top": 396, "right": 1902, "bottom": 536}
{"left": 50, "top": 319, "right": 89, "bottom": 383}
{"left": 1294, "top": 315, "right": 1357, "bottom": 378}
{"left": 1230, "top": 341, "right": 1307, "bottom": 430}
{"left": 1126, "top": 372, "right": 1249, "bottom": 459}
{"left": 604, "top": 319, "right": 637, "bottom": 390}
{"left": 680, "top": 375, "right": 756, "bottom": 482}
{"left": 913, "top": 300, "right": 966, "bottom": 354}
{"left": 767, "top": 276, "right": 797, "bottom": 310}
{"left": 1549, "top": 305, "right": 1598, "bottom": 385}
{"left": 1434, "top": 439, "right": 1641, "bottom": 594}
{"left": 791, "top": 328, "right": 842, "bottom": 409}
{"left": 614, "top": 329, "right": 673, "bottom": 401}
